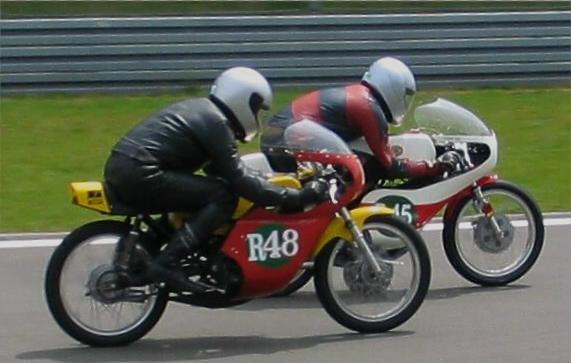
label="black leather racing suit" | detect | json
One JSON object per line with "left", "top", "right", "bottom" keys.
{"left": 104, "top": 97, "right": 300, "bottom": 241}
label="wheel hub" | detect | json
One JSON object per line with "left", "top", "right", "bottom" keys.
{"left": 87, "top": 264, "right": 126, "bottom": 304}
{"left": 343, "top": 258, "right": 394, "bottom": 296}
{"left": 473, "top": 214, "right": 515, "bottom": 253}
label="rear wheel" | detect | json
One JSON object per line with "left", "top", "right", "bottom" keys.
{"left": 314, "top": 216, "right": 430, "bottom": 333}
{"left": 443, "top": 181, "right": 544, "bottom": 286}
{"left": 45, "top": 220, "right": 169, "bottom": 347}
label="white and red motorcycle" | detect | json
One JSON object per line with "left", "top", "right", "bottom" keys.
{"left": 248, "top": 98, "right": 544, "bottom": 295}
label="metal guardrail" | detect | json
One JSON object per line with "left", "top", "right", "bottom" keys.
{"left": 1, "top": 11, "right": 570, "bottom": 94}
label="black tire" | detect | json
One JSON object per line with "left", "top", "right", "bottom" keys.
{"left": 270, "top": 267, "right": 313, "bottom": 297}
{"left": 45, "top": 220, "right": 169, "bottom": 347}
{"left": 314, "top": 216, "right": 431, "bottom": 333}
{"left": 443, "top": 180, "right": 544, "bottom": 286}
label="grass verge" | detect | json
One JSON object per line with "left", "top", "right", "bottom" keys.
{"left": 1, "top": 1, "right": 569, "bottom": 18}
{"left": 0, "top": 87, "right": 570, "bottom": 232}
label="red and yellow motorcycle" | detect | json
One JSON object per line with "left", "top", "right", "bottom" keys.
{"left": 45, "top": 121, "right": 430, "bottom": 347}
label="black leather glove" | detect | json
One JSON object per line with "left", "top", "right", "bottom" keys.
{"left": 437, "top": 150, "right": 463, "bottom": 175}
{"left": 299, "top": 179, "right": 329, "bottom": 204}
{"left": 280, "top": 179, "right": 329, "bottom": 213}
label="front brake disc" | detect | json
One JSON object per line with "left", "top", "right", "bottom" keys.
{"left": 473, "top": 214, "right": 515, "bottom": 253}
{"left": 343, "top": 259, "right": 393, "bottom": 295}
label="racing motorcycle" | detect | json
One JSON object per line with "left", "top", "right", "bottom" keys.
{"left": 256, "top": 98, "right": 544, "bottom": 296}
{"left": 45, "top": 120, "right": 431, "bottom": 347}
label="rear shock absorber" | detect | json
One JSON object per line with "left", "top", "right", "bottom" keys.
{"left": 114, "top": 215, "right": 143, "bottom": 272}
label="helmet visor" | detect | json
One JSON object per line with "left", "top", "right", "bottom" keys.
{"left": 404, "top": 87, "right": 415, "bottom": 111}
{"left": 395, "top": 86, "right": 416, "bottom": 125}
{"left": 242, "top": 93, "right": 267, "bottom": 141}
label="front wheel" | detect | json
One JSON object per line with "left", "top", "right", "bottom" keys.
{"left": 45, "top": 220, "right": 169, "bottom": 347}
{"left": 443, "top": 181, "right": 544, "bottom": 286}
{"left": 314, "top": 216, "right": 431, "bottom": 333}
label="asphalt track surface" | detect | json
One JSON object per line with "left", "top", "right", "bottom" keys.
{"left": 1, "top": 220, "right": 570, "bottom": 363}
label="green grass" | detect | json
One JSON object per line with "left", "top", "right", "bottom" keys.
{"left": 0, "top": 87, "right": 570, "bottom": 232}
{"left": 1, "top": 0, "right": 569, "bottom": 18}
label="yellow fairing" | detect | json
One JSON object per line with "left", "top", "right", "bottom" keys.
{"left": 70, "top": 182, "right": 111, "bottom": 213}
{"left": 312, "top": 205, "right": 394, "bottom": 257}
{"left": 232, "top": 175, "right": 301, "bottom": 219}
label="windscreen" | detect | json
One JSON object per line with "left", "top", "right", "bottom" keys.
{"left": 414, "top": 98, "right": 492, "bottom": 136}
{"left": 262, "top": 119, "right": 352, "bottom": 155}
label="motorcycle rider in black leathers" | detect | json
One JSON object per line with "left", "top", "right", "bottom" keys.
{"left": 104, "top": 67, "right": 324, "bottom": 291}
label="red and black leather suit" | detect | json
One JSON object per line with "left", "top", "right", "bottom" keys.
{"left": 261, "top": 83, "right": 441, "bottom": 185}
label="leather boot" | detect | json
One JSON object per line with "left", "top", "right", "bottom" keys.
{"left": 147, "top": 226, "right": 206, "bottom": 293}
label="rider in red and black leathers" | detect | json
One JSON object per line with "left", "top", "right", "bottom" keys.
{"left": 261, "top": 82, "right": 443, "bottom": 186}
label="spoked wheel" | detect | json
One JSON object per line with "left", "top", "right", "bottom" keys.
{"left": 314, "top": 216, "right": 430, "bottom": 333}
{"left": 443, "top": 181, "right": 544, "bottom": 286}
{"left": 45, "top": 220, "right": 168, "bottom": 347}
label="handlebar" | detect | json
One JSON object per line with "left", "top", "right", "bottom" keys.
{"left": 301, "top": 163, "right": 345, "bottom": 205}
{"left": 439, "top": 149, "right": 473, "bottom": 179}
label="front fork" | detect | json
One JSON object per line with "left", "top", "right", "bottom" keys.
{"left": 339, "top": 207, "right": 384, "bottom": 276}
{"left": 471, "top": 184, "right": 505, "bottom": 238}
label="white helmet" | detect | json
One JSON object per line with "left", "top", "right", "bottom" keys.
{"left": 362, "top": 57, "right": 416, "bottom": 126}
{"left": 210, "top": 67, "right": 273, "bottom": 142}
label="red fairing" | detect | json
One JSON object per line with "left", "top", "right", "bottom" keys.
{"left": 476, "top": 175, "right": 499, "bottom": 186}
{"left": 413, "top": 175, "right": 499, "bottom": 228}
{"left": 221, "top": 151, "right": 365, "bottom": 298}
{"left": 415, "top": 200, "right": 450, "bottom": 228}
{"left": 296, "top": 152, "right": 365, "bottom": 209}
{"left": 443, "top": 175, "right": 498, "bottom": 222}
{"left": 221, "top": 216, "right": 331, "bottom": 297}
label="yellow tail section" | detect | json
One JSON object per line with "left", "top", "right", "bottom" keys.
{"left": 70, "top": 182, "right": 111, "bottom": 213}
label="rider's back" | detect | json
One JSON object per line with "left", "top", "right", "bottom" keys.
{"left": 263, "top": 83, "right": 388, "bottom": 146}
{"left": 112, "top": 98, "right": 229, "bottom": 171}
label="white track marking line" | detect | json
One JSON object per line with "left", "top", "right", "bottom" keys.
{"left": 421, "top": 217, "right": 571, "bottom": 232}
{"left": 0, "top": 238, "right": 115, "bottom": 249}
{"left": 0, "top": 239, "right": 63, "bottom": 248}
{"left": 1, "top": 218, "right": 571, "bottom": 249}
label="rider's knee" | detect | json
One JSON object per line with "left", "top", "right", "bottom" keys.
{"left": 212, "top": 187, "right": 239, "bottom": 212}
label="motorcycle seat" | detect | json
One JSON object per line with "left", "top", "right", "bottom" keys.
{"left": 102, "top": 184, "right": 144, "bottom": 216}
{"left": 70, "top": 181, "right": 159, "bottom": 216}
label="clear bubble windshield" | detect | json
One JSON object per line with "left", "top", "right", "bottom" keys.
{"left": 414, "top": 98, "right": 492, "bottom": 136}
{"left": 262, "top": 119, "right": 352, "bottom": 155}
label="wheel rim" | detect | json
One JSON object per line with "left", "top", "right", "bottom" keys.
{"left": 59, "top": 233, "right": 159, "bottom": 336}
{"left": 454, "top": 189, "right": 537, "bottom": 278}
{"left": 327, "top": 223, "right": 421, "bottom": 322}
